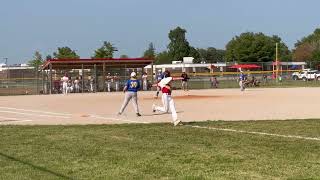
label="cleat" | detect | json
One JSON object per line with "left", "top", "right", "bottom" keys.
{"left": 152, "top": 104, "right": 156, "bottom": 112}
{"left": 173, "top": 119, "right": 182, "bottom": 126}
{"left": 117, "top": 112, "right": 121, "bottom": 116}
{"left": 136, "top": 113, "right": 142, "bottom": 117}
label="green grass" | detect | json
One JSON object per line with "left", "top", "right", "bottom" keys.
{"left": 1, "top": 120, "right": 320, "bottom": 179}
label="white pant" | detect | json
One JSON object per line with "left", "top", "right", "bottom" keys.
{"left": 107, "top": 82, "right": 111, "bottom": 92}
{"left": 62, "top": 82, "right": 68, "bottom": 94}
{"left": 154, "top": 93, "right": 177, "bottom": 122}
{"left": 90, "top": 83, "right": 94, "bottom": 92}
{"left": 239, "top": 81, "right": 245, "bottom": 91}
{"left": 115, "top": 82, "right": 119, "bottom": 91}
{"left": 143, "top": 80, "right": 147, "bottom": 91}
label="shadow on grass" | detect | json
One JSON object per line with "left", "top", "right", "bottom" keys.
{"left": 0, "top": 152, "right": 72, "bottom": 179}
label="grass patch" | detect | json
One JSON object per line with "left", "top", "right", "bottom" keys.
{"left": 1, "top": 120, "right": 320, "bottom": 179}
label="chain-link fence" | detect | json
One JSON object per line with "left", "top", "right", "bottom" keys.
{"left": 1, "top": 67, "right": 320, "bottom": 96}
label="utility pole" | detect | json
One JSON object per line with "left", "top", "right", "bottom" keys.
{"left": 276, "top": 43, "right": 279, "bottom": 82}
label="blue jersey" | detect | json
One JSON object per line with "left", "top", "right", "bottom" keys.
{"left": 157, "top": 73, "right": 164, "bottom": 81}
{"left": 240, "top": 74, "right": 246, "bottom": 81}
{"left": 126, "top": 79, "right": 140, "bottom": 92}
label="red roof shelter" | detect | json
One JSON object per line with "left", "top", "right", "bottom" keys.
{"left": 41, "top": 58, "right": 154, "bottom": 94}
{"left": 42, "top": 58, "right": 154, "bottom": 70}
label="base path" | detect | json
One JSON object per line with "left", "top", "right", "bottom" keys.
{"left": 0, "top": 87, "right": 319, "bottom": 125}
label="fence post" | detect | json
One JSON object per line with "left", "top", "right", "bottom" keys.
{"left": 103, "top": 62, "right": 106, "bottom": 92}
{"left": 81, "top": 64, "right": 84, "bottom": 93}
{"left": 49, "top": 63, "right": 52, "bottom": 94}
{"left": 42, "top": 69, "right": 45, "bottom": 94}
{"left": 36, "top": 66, "right": 39, "bottom": 95}
{"left": 94, "top": 64, "right": 97, "bottom": 92}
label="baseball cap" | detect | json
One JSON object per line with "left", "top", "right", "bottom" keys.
{"left": 130, "top": 72, "right": 136, "bottom": 77}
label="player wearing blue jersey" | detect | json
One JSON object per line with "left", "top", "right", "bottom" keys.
{"left": 239, "top": 71, "right": 246, "bottom": 91}
{"left": 118, "top": 72, "right": 141, "bottom": 116}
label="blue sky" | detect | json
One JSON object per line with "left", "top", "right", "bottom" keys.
{"left": 0, "top": 0, "right": 319, "bottom": 64}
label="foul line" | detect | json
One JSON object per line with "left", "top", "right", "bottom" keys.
{"left": 0, "top": 110, "right": 70, "bottom": 119}
{"left": 0, "top": 116, "right": 33, "bottom": 123}
{"left": 0, "top": 107, "right": 72, "bottom": 116}
{"left": 187, "top": 125, "right": 320, "bottom": 141}
{"left": 90, "top": 115, "right": 149, "bottom": 124}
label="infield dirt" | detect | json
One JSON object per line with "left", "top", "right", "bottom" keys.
{"left": 0, "top": 87, "right": 319, "bottom": 125}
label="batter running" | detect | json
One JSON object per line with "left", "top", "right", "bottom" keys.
{"left": 118, "top": 72, "right": 141, "bottom": 116}
{"left": 152, "top": 73, "right": 182, "bottom": 126}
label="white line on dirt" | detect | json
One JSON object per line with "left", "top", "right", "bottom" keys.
{"left": 0, "top": 110, "right": 71, "bottom": 119}
{"left": 0, "top": 107, "right": 72, "bottom": 116}
{"left": 0, "top": 120, "right": 33, "bottom": 123}
{"left": 187, "top": 125, "right": 320, "bottom": 141}
{"left": 0, "top": 116, "right": 33, "bottom": 123}
{"left": 90, "top": 115, "right": 149, "bottom": 124}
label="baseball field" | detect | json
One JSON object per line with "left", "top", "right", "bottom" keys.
{"left": 1, "top": 87, "right": 320, "bottom": 179}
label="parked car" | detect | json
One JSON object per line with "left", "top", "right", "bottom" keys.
{"left": 292, "top": 69, "right": 320, "bottom": 81}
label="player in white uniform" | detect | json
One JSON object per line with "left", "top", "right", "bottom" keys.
{"left": 74, "top": 77, "right": 80, "bottom": 93}
{"left": 114, "top": 73, "right": 120, "bottom": 91}
{"left": 61, "top": 73, "right": 69, "bottom": 95}
{"left": 142, "top": 72, "right": 148, "bottom": 91}
{"left": 106, "top": 73, "right": 112, "bottom": 92}
{"left": 152, "top": 72, "right": 182, "bottom": 126}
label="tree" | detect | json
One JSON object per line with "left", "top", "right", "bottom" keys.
{"left": 155, "top": 51, "right": 172, "bottom": 64}
{"left": 53, "top": 47, "right": 79, "bottom": 59}
{"left": 93, "top": 41, "right": 117, "bottom": 58}
{"left": 120, "top": 54, "right": 129, "bottom": 58}
{"left": 197, "top": 47, "right": 226, "bottom": 63}
{"left": 225, "top": 32, "right": 290, "bottom": 62}
{"left": 167, "top": 26, "right": 191, "bottom": 61}
{"left": 293, "top": 43, "right": 314, "bottom": 61}
{"left": 188, "top": 46, "right": 200, "bottom": 62}
{"left": 45, "top": 55, "right": 52, "bottom": 60}
{"left": 143, "top": 42, "right": 156, "bottom": 59}
{"left": 28, "top": 51, "right": 43, "bottom": 69}
{"left": 293, "top": 28, "right": 320, "bottom": 67}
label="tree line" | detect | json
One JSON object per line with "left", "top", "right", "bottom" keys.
{"left": 28, "top": 27, "right": 320, "bottom": 68}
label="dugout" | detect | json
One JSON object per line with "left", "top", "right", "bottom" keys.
{"left": 41, "top": 58, "right": 154, "bottom": 94}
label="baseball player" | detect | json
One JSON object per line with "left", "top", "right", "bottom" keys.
{"left": 106, "top": 73, "right": 112, "bottom": 92}
{"left": 114, "top": 73, "right": 120, "bottom": 91}
{"left": 61, "top": 73, "right": 69, "bottom": 95}
{"left": 152, "top": 72, "right": 182, "bottom": 126}
{"left": 118, "top": 72, "right": 141, "bottom": 117}
{"left": 239, "top": 71, "right": 246, "bottom": 91}
{"left": 181, "top": 71, "right": 189, "bottom": 91}
{"left": 142, "top": 72, "right": 148, "bottom": 91}
{"left": 74, "top": 77, "right": 80, "bottom": 93}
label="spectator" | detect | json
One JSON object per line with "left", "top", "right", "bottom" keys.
{"left": 210, "top": 75, "right": 219, "bottom": 88}
{"left": 181, "top": 71, "right": 189, "bottom": 91}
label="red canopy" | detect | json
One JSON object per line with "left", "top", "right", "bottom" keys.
{"left": 272, "top": 61, "right": 281, "bottom": 65}
{"left": 228, "top": 64, "right": 261, "bottom": 69}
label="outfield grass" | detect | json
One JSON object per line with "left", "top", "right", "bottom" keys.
{"left": 1, "top": 120, "right": 320, "bottom": 179}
